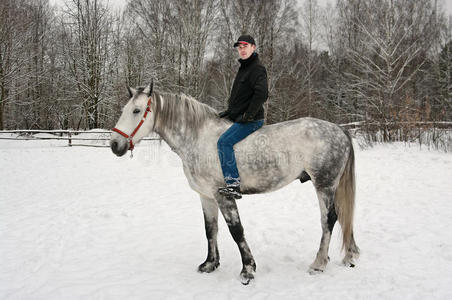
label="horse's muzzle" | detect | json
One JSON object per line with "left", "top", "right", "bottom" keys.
{"left": 110, "top": 139, "right": 128, "bottom": 157}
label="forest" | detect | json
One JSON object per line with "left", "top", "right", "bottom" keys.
{"left": 1, "top": 0, "right": 451, "bottom": 145}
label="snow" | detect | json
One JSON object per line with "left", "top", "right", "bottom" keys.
{"left": 1, "top": 137, "right": 452, "bottom": 299}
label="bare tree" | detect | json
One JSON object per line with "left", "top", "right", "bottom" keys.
{"left": 60, "top": 0, "right": 116, "bottom": 129}
{"left": 332, "top": 0, "right": 443, "bottom": 140}
{"left": 0, "top": 0, "right": 449, "bottom": 136}
{"left": 299, "top": 0, "right": 323, "bottom": 117}
{"left": 126, "top": 0, "right": 218, "bottom": 99}
{"left": 0, "top": 0, "right": 59, "bottom": 129}
{"left": 436, "top": 17, "right": 452, "bottom": 119}
{"left": 0, "top": 0, "right": 36, "bottom": 129}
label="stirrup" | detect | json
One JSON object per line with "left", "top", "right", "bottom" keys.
{"left": 218, "top": 186, "right": 242, "bottom": 199}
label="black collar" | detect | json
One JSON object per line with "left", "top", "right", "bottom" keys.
{"left": 238, "top": 52, "right": 258, "bottom": 68}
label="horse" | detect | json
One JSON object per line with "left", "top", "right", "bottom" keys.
{"left": 110, "top": 83, "right": 360, "bottom": 285}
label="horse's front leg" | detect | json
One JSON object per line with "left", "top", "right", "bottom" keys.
{"left": 216, "top": 194, "right": 256, "bottom": 285}
{"left": 198, "top": 196, "right": 220, "bottom": 273}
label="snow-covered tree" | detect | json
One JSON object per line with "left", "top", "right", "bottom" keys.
{"left": 60, "top": 0, "right": 117, "bottom": 129}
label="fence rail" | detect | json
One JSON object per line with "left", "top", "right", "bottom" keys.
{"left": 340, "top": 121, "right": 452, "bottom": 130}
{"left": 1, "top": 122, "right": 451, "bottom": 149}
{"left": 0, "top": 130, "right": 161, "bottom": 147}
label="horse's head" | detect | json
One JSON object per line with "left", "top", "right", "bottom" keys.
{"left": 110, "top": 82, "right": 156, "bottom": 156}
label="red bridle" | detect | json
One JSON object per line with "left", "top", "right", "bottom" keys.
{"left": 112, "top": 97, "right": 152, "bottom": 151}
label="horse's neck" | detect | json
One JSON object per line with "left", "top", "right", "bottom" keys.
{"left": 155, "top": 126, "right": 189, "bottom": 155}
{"left": 153, "top": 93, "right": 222, "bottom": 156}
{"left": 155, "top": 118, "right": 224, "bottom": 159}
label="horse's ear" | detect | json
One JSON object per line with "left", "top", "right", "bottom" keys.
{"left": 149, "top": 80, "right": 154, "bottom": 97}
{"left": 127, "top": 86, "right": 137, "bottom": 98}
{"left": 142, "top": 81, "right": 153, "bottom": 97}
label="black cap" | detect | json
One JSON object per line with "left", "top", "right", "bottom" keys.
{"left": 233, "top": 35, "right": 256, "bottom": 47}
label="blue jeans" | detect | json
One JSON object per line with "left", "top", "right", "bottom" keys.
{"left": 217, "top": 120, "right": 264, "bottom": 186}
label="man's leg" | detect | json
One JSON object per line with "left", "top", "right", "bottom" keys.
{"left": 217, "top": 120, "right": 264, "bottom": 197}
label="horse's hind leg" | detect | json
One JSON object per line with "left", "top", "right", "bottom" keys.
{"left": 343, "top": 232, "right": 359, "bottom": 267}
{"left": 216, "top": 194, "right": 256, "bottom": 285}
{"left": 198, "top": 196, "right": 220, "bottom": 273}
{"left": 309, "top": 187, "right": 337, "bottom": 274}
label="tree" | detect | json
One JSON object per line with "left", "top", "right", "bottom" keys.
{"left": 437, "top": 21, "right": 452, "bottom": 120}
{"left": 299, "top": 0, "right": 322, "bottom": 117}
{"left": 0, "top": 0, "right": 35, "bottom": 129}
{"left": 333, "top": 0, "right": 443, "bottom": 140}
{"left": 60, "top": 0, "right": 116, "bottom": 129}
{"left": 125, "top": 0, "right": 218, "bottom": 98}
{"left": 0, "top": 0, "right": 449, "bottom": 134}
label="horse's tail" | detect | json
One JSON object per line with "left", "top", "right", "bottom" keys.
{"left": 335, "top": 130, "right": 356, "bottom": 251}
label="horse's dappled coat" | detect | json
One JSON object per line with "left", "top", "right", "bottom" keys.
{"left": 110, "top": 85, "right": 359, "bottom": 284}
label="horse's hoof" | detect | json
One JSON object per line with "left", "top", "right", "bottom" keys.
{"left": 308, "top": 267, "right": 324, "bottom": 275}
{"left": 342, "top": 257, "right": 357, "bottom": 268}
{"left": 240, "top": 272, "right": 254, "bottom": 285}
{"left": 343, "top": 260, "right": 355, "bottom": 268}
{"left": 309, "top": 258, "right": 327, "bottom": 275}
{"left": 198, "top": 261, "right": 220, "bottom": 273}
{"left": 240, "top": 265, "right": 255, "bottom": 285}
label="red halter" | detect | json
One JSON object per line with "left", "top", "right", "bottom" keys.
{"left": 112, "top": 97, "right": 152, "bottom": 151}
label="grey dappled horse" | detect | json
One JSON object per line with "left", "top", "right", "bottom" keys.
{"left": 110, "top": 83, "right": 359, "bottom": 285}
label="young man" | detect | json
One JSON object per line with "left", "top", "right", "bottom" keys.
{"left": 217, "top": 34, "right": 268, "bottom": 199}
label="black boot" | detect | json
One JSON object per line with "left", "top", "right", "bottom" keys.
{"left": 218, "top": 185, "right": 242, "bottom": 199}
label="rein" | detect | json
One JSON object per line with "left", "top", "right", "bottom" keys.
{"left": 112, "top": 96, "right": 152, "bottom": 152}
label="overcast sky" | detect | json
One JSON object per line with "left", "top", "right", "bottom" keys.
{"left": 63, "top": 0, "right": 452, "bottom": 15}
{"left": 316, "top": 0, "right": 452, "bottom": 14}
{"left": 50, "top": 0, "right": 452, "bottom": 20}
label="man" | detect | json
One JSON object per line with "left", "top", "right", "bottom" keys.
{"left": 217, "top": 34, "right": 268, "bottom": 199}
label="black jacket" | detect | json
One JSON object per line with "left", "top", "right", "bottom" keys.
{"left": 226, "top": 53, "right": 268, "bottom": 122}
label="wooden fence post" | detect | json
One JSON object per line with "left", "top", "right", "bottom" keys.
{"left": 68, "top": 131, "right": 72, "bottom": 147}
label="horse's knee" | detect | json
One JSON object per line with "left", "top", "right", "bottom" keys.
{"left": 217, "top": 197, "right": 244, "bottom": 242}
{"left": 220, "top": 205, "right": 243, "bottom": 241}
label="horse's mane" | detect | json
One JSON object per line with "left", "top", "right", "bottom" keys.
{"left": 152, "top": 91, "right": 220, "bottom": 137}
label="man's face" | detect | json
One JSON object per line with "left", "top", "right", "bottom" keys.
{"left": 236, "top": 43, "right": 256, "bottom": 60}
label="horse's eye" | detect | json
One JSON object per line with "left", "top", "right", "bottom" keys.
{"left": 133, "top": 108, "right": 141, "bottom": 114}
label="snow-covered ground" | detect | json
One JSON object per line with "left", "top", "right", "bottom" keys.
{"left": 1, "top": 136, "right": 452, "bottom": 299}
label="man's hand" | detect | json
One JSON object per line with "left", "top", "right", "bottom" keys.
{"left": 218, "top": 111, "right": 229, "bottom": 118}
{"left": 235, "top": 113, "right": 253, "bottom": 123}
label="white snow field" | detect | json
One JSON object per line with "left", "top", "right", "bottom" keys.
{"left": 1, "top": 136, "right": 452, "bottom": 299}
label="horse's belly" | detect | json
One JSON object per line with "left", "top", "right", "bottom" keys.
{"left": 236, "top": 150, "right": 303, "bottom": 194}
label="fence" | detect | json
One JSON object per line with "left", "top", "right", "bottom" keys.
{"left": 1, "top": 122, "right": 452, "bottom": 151}
{"left": 0, "top": 130, "right": 161, "bottom": 147}
{"left": 341, "top": 121, "right": 452, "bottom": 152}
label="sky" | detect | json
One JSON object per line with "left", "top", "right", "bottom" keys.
{"left": 51, "top": 0, "right": 452, "bottom": 16}
{"left": 317, "top": 0, "right": 452, "bottom": 15}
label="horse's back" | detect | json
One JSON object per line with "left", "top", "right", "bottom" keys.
{"left": 239, "top": 117, "right": 348, "bottom": 156}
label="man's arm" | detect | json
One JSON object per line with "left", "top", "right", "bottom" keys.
{"left": 244, "top": 65, "right": 268, "bottom": 119}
